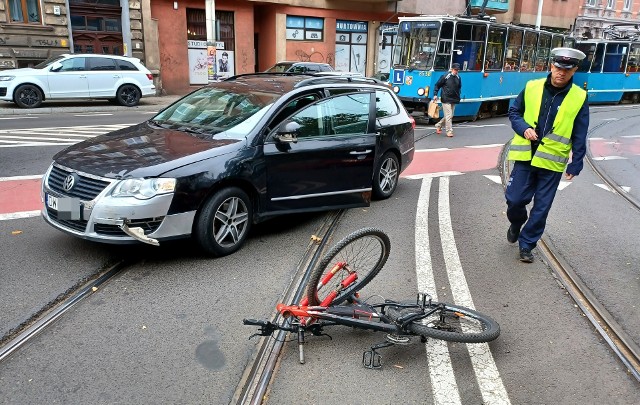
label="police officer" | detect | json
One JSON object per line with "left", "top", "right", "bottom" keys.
{"left": 506, "top": 48, "right": 590, "bottom": 263}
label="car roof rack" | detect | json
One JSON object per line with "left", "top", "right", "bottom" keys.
{"left": 294, "top": 75, "right": 384, "bottom": 88}
{"left": 221, "top": 72, "right": 312, "bottom": 81}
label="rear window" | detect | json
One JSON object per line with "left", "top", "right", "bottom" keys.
{"left": 375, "top": 90, "right": 400, "bottom": 117}
{"left": 117, "top": 60, "right": 138, "bottom": 71}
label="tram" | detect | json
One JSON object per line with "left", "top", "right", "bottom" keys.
{"left": 389, "top": 15, "right": 574, "bottom": 120}
{"left": 574, "top": 24, "right": 640, "bottom": 104}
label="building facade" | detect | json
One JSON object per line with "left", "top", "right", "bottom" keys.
{"left": 574, "top": 0, "right": 640, "bottom": 39}
{"left": 0, "top": 0, "right": 146, "bottom": 70}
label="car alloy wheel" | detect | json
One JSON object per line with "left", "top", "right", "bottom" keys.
{"left": 195, "top": 187, "right": 253, "bottom": 256}
{"left": 373, "top": 151, "right": 399, "bottom": 200}
{"left": 14, "top": 84, "right": 43, "bottom": 108}
{"left": 116, "top": 84, "right": 141, "bottom": 107}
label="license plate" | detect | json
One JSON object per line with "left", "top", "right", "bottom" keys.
{"left": 47, "top": 194, "right": 81, "bottom": 220}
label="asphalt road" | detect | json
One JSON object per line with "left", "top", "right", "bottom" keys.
{"left": 0, "top": 105, "right": 638, "bottom": 404}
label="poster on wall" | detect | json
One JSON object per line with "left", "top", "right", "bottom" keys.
{"left": 187, "top": 40, "right": 208, "bottom": 85}
{"left": 334, "top": 44, "right": 350, "bottom": 72}
{"left": 215, "top": 50, "right": 235, "bottom": 79}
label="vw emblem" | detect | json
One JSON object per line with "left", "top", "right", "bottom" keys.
{"left": 63, "top": 174, "right": 77, "bottom": 192}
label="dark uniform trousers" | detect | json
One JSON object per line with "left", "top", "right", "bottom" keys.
{"left": 505, "top": 160, "right": 563, "bottom": 250}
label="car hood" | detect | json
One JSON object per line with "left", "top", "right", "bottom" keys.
{"left": 1, "top": 67, "right": 46, "bottom": 77}
{"left": 53, "top": 122, "right": 244, "bottom": 178}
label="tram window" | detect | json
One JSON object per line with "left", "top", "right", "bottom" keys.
{"left": 453, "top": 23, "right": 486, "bottom": 71}
{"left": 504, "top": 28, "right": 523, "bottom": 71}
{"left": 485, "top": 27, "right": 506, "bottom": 71}
{"left": 627, "top": 44, "right": 640, "bottom": 72}
{"left": 408, "top": 27, "right": 439, "bottom": 70}
{"left": 564, "top": 37, "right": 576, "bottom": 48}
{"left": 536, "top": 33, "right": 552, "bottom": 71}
{"left": 435, "top": 21, "right": 454, "bottom": 70}
{"left": 521, "top": 31, "right": 538, "bottom": 72}
{"left": 592, "top": 43, "right": 605, "bottom": 73}
{"left": 549, "top": 35, "right": 564, "bottom": 68}
{"left": 603, "top": 42, "right": 628, "bottom": 72}
{"left": 577, "top": 43, "right": 596, "bottom": 72}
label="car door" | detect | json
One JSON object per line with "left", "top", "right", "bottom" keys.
{"left": 263, "top": 91, "right": 377, "bottom": 212}
{"left": 46, "top": 57, "right": 89, "bottom": 98}
{"left": 86, "top": 57, "right": 121, "bottom": 97}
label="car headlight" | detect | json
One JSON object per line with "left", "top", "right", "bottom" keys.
{"left": 0, "top": 76, "right": 15, "bottom": 81}
{"left": 111, "top": 178, "right": 176, "bottom": 199}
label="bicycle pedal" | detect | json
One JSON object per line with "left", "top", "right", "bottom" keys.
{"left": 362, "top": 350, "right": 382, "bottom": 369}
{"left": 386, "top": 334, "right": 411, "bottom": 345}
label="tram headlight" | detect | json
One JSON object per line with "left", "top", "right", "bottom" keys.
{"left": 393, "top": 86, "right": 400, "bottom": 93}
{"left": 417, "top": 88, "right": 425, "bottom": 96}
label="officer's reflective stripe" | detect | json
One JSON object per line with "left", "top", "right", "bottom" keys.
{"left": 544, "top": 133, "right": 571, "bottom": 144}
{"left": 535, "top": 151, "right": 568, "bottom": 164}
{"left": 509, "top": 144, "right": 531, "bottom": 151}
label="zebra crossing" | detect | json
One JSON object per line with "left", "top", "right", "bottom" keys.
{"left": 0, "top": 124, "right": 133, "bottom": 148}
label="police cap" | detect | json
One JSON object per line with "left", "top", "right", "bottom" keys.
{"left": 551, "top": 47, "right": 586, "bottom": 69}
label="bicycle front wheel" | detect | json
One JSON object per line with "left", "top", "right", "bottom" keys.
{"left": 386, "top": 302, "right": 500, "bottom": 343}
{"left": 306, "top": 228, "right": 391, "bottom": 306}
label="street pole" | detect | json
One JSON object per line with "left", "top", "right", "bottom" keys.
{"left": 535, "top": 0, "right": 544, "bottom": 30}
{"left": 206, "top": 0, "right": 217, "bottom": 82}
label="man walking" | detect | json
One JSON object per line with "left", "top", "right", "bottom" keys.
{"left": 506, "top": 48, "right": 589, "bottom": 263}
{"left": 432, "top": 62, "right": 462, "bottom": 137}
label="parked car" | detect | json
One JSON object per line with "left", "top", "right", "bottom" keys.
{"left": 41, "top": 74, "right": 415, "bottom": 256}
{"left": 0, "top": 54, "right": 155, "bottom": 108}
{"left": 265, "top": 61, "right": 334, "bottom": 73}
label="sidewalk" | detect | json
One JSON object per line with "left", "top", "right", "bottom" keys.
{"left": 0, "top": 95, "right": 183, "bottom": 116}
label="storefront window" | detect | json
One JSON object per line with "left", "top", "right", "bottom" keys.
{"left": 8, "top": 0, "right": 41, "bottom": 24}
{"left": 286, "top": 16, "right": 324, "bottom": 41}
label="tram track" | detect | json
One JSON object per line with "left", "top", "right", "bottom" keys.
{"left": 232, "top": 210, "right": 345, "bottom": 405}
{"left": 499, "top": 113, "right": 640, "bottom": 382}
{"left": 0, "top": 259, "right": 130, "bottom": 363}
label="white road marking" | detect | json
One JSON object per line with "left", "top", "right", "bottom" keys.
{"left": 405, "top": 171, "right": 463, "bottom": 179}
{"left": 465, "top": 143, "right": 504, "bottom": 149}
{"left": 416, "top": 177, "right": 462, "bottom": 405}
{"left": 621, "top": 135, "right": 640, "bottom": 138}
{"left": 595, "top": 183, "right": 631, "bottom": 193}
{"left": 0, "top": 116, "right": 39, "bottom": 120}
{"left": 557, "top": 181, "right": 572, "bottom": 191}
{"left": 591, "top": 156, "right": 628, "bottom": 161}
{"left": 601, "top": 118, "right": 619, "bottom": 121}
{"left": 438, "top": 177, "right": 511, "bottom": 405}
{"left": 0, "top": 175, "right": 42, "bottom": 181}
{"left": 483, "top": 175, "right": 502, "bottom": 184}
{"left": 73, "top": 113, "right": 114, "bottom": 117}
{"left": 0, "top": 210, "right": 41, "bottom": 221}
{"left": 0, "top": 124, "right": 133, "bottom": 147}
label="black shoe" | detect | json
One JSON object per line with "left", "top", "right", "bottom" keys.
{"left": 519, "top": 248, "right": 534, "bottom": 263}
{"left": 507, "top": 224, "right": 520, "bottom": 244}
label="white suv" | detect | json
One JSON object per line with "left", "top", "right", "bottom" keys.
{"left": 0, "top": 54, "right": 156, "bottom": 108}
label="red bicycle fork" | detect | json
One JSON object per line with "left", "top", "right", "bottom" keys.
{"left": 299, "top": 262, "right": 358, "bottom": 307}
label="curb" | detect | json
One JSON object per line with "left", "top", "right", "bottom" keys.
{"left": 0, "top": 96, "right": 182, "bottom": 116}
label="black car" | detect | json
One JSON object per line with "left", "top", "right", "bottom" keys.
{"left": 41, "top": 73, "right": 415, "bottom": 256}
{"left": 265, "top": 61, "right": 334, "bottom": 73}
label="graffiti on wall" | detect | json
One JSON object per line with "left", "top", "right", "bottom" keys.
{"left": 294, "top": 49, "right": 335, "bottom": 68}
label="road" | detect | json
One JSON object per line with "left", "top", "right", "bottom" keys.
{"left": 0, "top": 106, "right": 638, "bottom": 404}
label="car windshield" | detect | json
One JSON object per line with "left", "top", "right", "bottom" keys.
{"left": 151, "top": 86, "right": 280, "bottom": 139}
{"left": 34, "top": 55, "right": 66, "bottom": 69}
{"left": 266, "top": 63, "right": 294, "bottom": 73}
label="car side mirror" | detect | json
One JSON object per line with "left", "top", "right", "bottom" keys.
{"left": 50, "top": 62, "right": 63, "bottom": 72}
{"left": 274, "top": 120, "right": 300, "bottom": 143}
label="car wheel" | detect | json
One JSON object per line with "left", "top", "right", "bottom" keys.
{"left": 116, "top": 84, "right": 141, "bottom": 107}
{"left": 194, "top": 187, "right": 253, "bottom": 257}
{"left": 14, "top": 84, "right": 43, "bottom": 108}
{"left": 372, "top": 151, "right": 399, "bottom": 200}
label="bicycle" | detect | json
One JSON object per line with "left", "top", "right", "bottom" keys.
{"left": 244, "top": 228, "right": 500, "bottom": 369}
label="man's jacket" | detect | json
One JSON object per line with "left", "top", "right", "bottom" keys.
{"left": 433, "top": 72, "right": 461, "bottom": 104}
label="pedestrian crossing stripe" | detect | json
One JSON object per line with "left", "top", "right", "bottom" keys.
{"left": 0, "top": 124, "right": 133, "bottom": 148}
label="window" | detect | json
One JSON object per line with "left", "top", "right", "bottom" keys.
{"left": 521, "top": 31, "right": 538, "bottom": 71}
{"left": 70, "top": 15, "right": 122, "bottom": 32}
{"left": 607, "top": 0, "right": 615, "bottom": 9}
{"left": 586, "top": 0, "right": 596, "bottom": 5}
{"left": 453, "top": 23, "right": 487, "bottom": 71}
{"left": 603, "top": 43, "right": 628, "bottom": 72}
{"left": 627, "top": 43, "right": 640, "bottom": 72}
{"left": 288, "top": 93, "right": 370, "bottom": 138}
{"left": 116, "top": 60, "right": 138, "bottom": 71}
{"left": 88, "top": 57, "right": 117, "bottom": 71}
{"left": 58, "top": 58, "right": 87, "bottom": 72}
{"left": 624, "top": 0, "right": 632, "bottom": 10}
{"left": 286, "top": 16, "right": 324, "bottom": 41}
{"left": 576, "top": 43, "right": 596, "bottom": 72}
{"left": 485, "top": 27, "right": 506, "bottom": 71}
{"left": 435, "top": 21, "right": 454, "bottom": 70}
{"left": 504, "top": 28, "right": 523, "bottom": 70}
{"left": 535, "top": 33, "right": 552, "bottom": 71}
{"left": 375, "top": 90, "right": 399, "bottom": 118}
{"left": 7, "top": 0, "right": 41, "bottom": 24}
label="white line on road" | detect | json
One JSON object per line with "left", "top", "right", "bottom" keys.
{"left": 0, "top": 210, "right": 41, "bottom": 221}
{"left": 438, "top": 177, "right": 511, "bottom": 404}
{"left": 591, "top": 156, "right": 628, "bottom": 161}
{"left": 0, "top": 175, "right": 42, "bottom": 181}
{"left": 0, "top": 116, "right": 39, "bottom": 120}
{"left": 73, "top": 113, "right": 114, "bottom": 117}
{"left": 0, "top": 135, "right": 92, "bottom": 142}
{"left": 416, "top": 177, "right": 462, "bottom": 405}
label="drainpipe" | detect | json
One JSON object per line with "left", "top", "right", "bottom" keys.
{"left": 64, "top": 0, "right": 74, "bottom": 52}
{"left": 206, "top": 0, "right": 217, "bottom": 82}
{"left": 535, "top": 0, "right": 544, "bottom": 30}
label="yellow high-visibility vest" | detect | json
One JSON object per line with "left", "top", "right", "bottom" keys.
{"left": 508, "top": 78, "right": 586, "bottom": 172}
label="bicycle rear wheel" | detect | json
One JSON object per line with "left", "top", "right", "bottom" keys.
{"left": 386, "top": 302, "right": 500, "bottom": 343}
{"left": 306, "top": 228, "right": 390, "bottom": 306}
